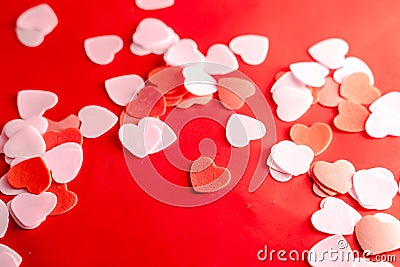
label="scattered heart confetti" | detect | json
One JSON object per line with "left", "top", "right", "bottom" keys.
{"left": 17, "top": 90, "right": 58, "bottom": 119}
{"left": 84, "top": 35, "right": 123, "bottom": 65}
{"left": 47, "top": 114, "right": 80, "bottom": 131}
{"left": 229, "top": 34, "right": 269, "bottom": 65}
{"left": 333, "top": 100, "right": 369, "bottom": 132}
{"left": 190, "top": 157, "right": 231, "bottom": 193}
{"left": 3, "top": 116, "right": 48, "bottom": 137}
{"left": 204, "top": 43, "right": 238, "bottom": 75}
{"left": 125, "top": 86, "right": 166, "bottom": 118}
{"left": 217, "top": 77, "right": 256, "bottom": 110}
{"left": 226, "top": 114, "right": 266, "bottom": 148}
{"left": 0, "top": 200, "right": 9, "bottom": 238}
{"left": 3, "top": 126, "right": 46, "bottom": 158}
{"left": 318, "top": 77, "right": 344, "bottom": 107}
{"left": 333, "top": 56, "right": 374, "bottom": 85}
{"left": 43, "top": 128, "right": 83, "bottom": 150}
{"left": 78, "top": 105, "right": 118, "bottom": 138}
{"left": 47, "top": 183, "right": 78, "bottom": 216}
{"left": 289, "top": 122, "right": 332, "bottom": 156}
{"left": 290, "top": 62, "right": 329, "bottom": 88}
{"left": 105, "top": 74, "right": 145, "bottom": 106}
{"left": 308, "top": 38, "right": 349, "bottom": 69}
{"left": 308, "top": 234, "right": 353, "bottom": 266}
{"left": 135, "top": 0, "right": 174, "bottom": 10}
{"left": 340, "top": 72, "right": 381, "bottom": 105}
{"left": 164, "top": 39, "right": 205, "bottom": 66}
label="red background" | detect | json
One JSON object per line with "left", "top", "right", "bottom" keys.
{"left": 2, "top": 0, "right": 400, "bottom": 266}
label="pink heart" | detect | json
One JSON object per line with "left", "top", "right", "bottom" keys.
{"left": 16, "top": 28, "right": 45, "bottom": 47}
{"left": 3, "top": 116, "right": 48, "bottom": 138}
{"left": 226, "top": 114, "right": 266, "bottom": 148}
{"left": 42, "top": 142, "right": 83, "bottom": 183}
{"left": 0, "top": 200, "right": 9, "bottom": 238}
{"left": 17, "top": 90, "right": 58, "bottom": 119}
{"left": 182, "top": 64, "right": 217, "bottom": 96}
{"left": 164, "top": 39, "right": 205, "bottom": 66}
{"left": 105, "top": 74, "right": 145, "bottom": 106}
{"left": 0, "top": 252, "right": 18, "bottom": 267}
{"left": 204, "top": 43, "right": 238, "bottom": 75}
{"left": 78, "top": 105, "right": 118, "bottom": 138}
{"left": 17, "top": 4, "right": 58, "bottom": 34}
{"left": 229, "top": 34, "right": 269, "bottom": 65}
{"left": 0, "top": 131, "right": 8, "bottom": 154}
{"left": 135, "top": 0, "right": 174, "bottom": 10}
{"left": 0, "top": 245, "right": 22, "bottom": 266}
{"left": 308, "top": 38, "right": 349, "bottom": 69}
{"left": 84, "top": 35, "right": 123, "bottom": 65}
{"left": 0, "top": 174, "right": 27, "bottom": 196}
{"left": 290, "top": 62, "right": 329, "bottom": 87}
{"left": 3, "top": 126, "right": 46, "bottom": 158}
{"left": 10, "top": 192, "right": 57, "bottom": 229}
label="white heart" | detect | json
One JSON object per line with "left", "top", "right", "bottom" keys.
{"left": 3, "top": 116, "right": 48, "bottom": 138}
{"left": 0, "top": 244, "right": 22, "bottom": 266}
{"left": 369, "top": 92, "right": 400, "bottom": 112}
{"left": 84, "top": 35, "right": 123, "bottom": 65}
{"left": 16, "top": 28, "right": 45, "bottom": 47}
{"left": 0, "top": 252, "right": 18, "bottom": 267}
{"left": 0, "top": 131, "right": 8, "bottom": 154}
{"left": 130, "top": 42, "right": 151, "bottom": 56}
{"left": 17, "top": 90, "right": 58, "bottom": 119}
{"left": 0, "top": 200, "right": 9, "bottom": 238}
{"left": 164, "top": 39, "right": 205, "bottom": 66}
{"left": 226, "top": 114, "right": 266, "bottom": 148}
{"left": 204, "top": 43, "right": 238, "bottom": 75}
{"left": 16, "top": 4, "right": 57, "bottom": 34}
{"left": 269, "top": 168, "right": 293, "bottom": 182}
{"left": 135, "top": 0, "right": 174, "bottom": 10}
{"left": 373, "top": 213, "right": 400, "bottom": 251}
{"left": 78, "top": 105, "right": 118, "bottom": 138}
{"left": 105, "top": 74, "right": 144, "bottom": 106}
{"left": 290, "top": 62, "right": 329, "bottom": 87}
{"left": 270, "top": 71, "right": 305, "bottom": 93}
{"left": 0, "top": 174, "right": 27, "bottom": 196}
{"left": 42, "top": 142, "right": 83, "bottom": 183}
{"left": 3, "top": 126, "right": 46, "bottom": 158}
{"left": 229, "top": 34, "right": 269, "bottom": 65}
{"left": 182, "top": 64, "right": 217, "bottom": 96}
{"left": 140, "top": 117, "right": 177, "bottom": 154}
{"left": 308, "top": 38, "right": 349, "bottom": 69}
{"left": 333, "top": 57, "right": 374, "bottom": 85}
{"left": 366, "top": 106, "right": 400, "bottom": 138}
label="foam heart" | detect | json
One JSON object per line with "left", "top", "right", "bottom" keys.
{"left": 0, "top": 174, "right": 27, "bottom": 196}
{"left": 289, "top": 122, "right": 332, "bottom": 156}
{"left": 0, "top": 252, "right": 18, "bottom": 267}
{"left": 17, "top": 90, "right": 58, "bottom": 119}
{"left": 217, "top": 77, "right": 256, "bottom": 110}
{"left": 182, "top": 64, "right": 217, "bottom": 96}
{"left": 229, "top": 34, "right": 269, "bottom": 65}
{"left": 16, "top": 28, "right": 45, "bottom": 47}
{"left": 311, "top": 197, "right": 361, "bottom": 235}
{"left": 84, "top": 35, "right": 123, "bottom": 65}
{"left": 333, "top": 100, "right": 369, "bottom": 132}
{"left": 308, "top": 38, "right": 349, "bottom": 69}
{"left": 43, "top": 128, "right": 83, "bottom": 150}
{"left": 333, "top": 57, "right": 374, "bottom": 85}
{"left": 0, "top": 131, "right": 7, "bottom": 154}
{"left": 340, "top": 72, "right": 381, "bottom": 105}
{"left": 17, "top": 4, "right": 58, "bottom": 34}
{"left": 10, "top": 192, "right": 57, "bottom": 229}
{"left": 269, "top": 168, "right": 293, "bottom": 182}
{"left": 3, "top": 126, "right": 46, "bottom": 158}
{"left": 290, "top": 62, "right": 329, "bottom": 87}
{"left": 125, "top": 86, "right": 166, "bottom": 118}
{"left": 270, "top": 140, "right": 314, "bottom": 176}
{"left": 318, "top": 77, "right": 344, "bottom": 107}
{"left": 47, "top": 183, "right": 78, "bottom": 216}
{"left": 204, "top": 44, "right": 238, "bottom": 75}
{"left": 307, "top": 85, "right": 324, "bottom": 104}
{"left": 270, "top": 71, "right": 305, "bottom": 93}
{"left": 47, "top": 114, "right": 80, "bottom": 131}
{"left": 0, "top": 245, "right": 22, "bottom": 266}
{"left": 366, "top": 106, "right": 400, "bottom": 138}
{"left": 176, "top": 94, "right": 212, "bottom": 108}
{"left": 190, "top": 157, "right": 231, "bottom": 193}
{"left": 226, "top": 114, "right": 266, "bottom": 148}
{"left": 42, "top": 142, "right": 83, "bottom": 183}
{"left": 133, "top": 18, "right": 176, "bottom": 52}
{"left": 130, "top": 42, "right": 151, "bottom": 56}
{"left": 369, "top": 92, "right": 400, "bottom": 112}
{"left": 3, "top": 116, "right": 48, "bottom": 137}
{"left": 135, "top": 0, "right": 174, "bottom": 10}
{"left": 312, "top": 183, "right": 331, "bottom": 198}
{"left": 272, "top": 85, "right": 313, "bottom": 122}
{"left": 105, "top": 74, "right": 145, "bottom": 106}
{"left": 308, "top": 234, "right": 353, "bottom": 267}
{"left": 7, "top": 157, "right": 51, "bottom": 194}
{"left": 164, "top": 39, "right": 205, "bottom": 66}
{"left": 353, "top": 168, "right": 397, "bottom": 207}
{"left": 0, "top": 200, "right": 9, "bottom": 238}
{"left": 312, "top": 160, "right": 355, "bottom": 194}
{"left": 78, "top": 105, "right": 118, "bottom": 138}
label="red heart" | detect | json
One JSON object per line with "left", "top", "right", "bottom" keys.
{"left": 126, "top": 86, "right": 166, "bottom": 119}
{"left": 190, "top": 157, "right": 231, "bottom": 193}
{"left": 47, "top": 183, "right": 78, "bottom": 216}
{"left": 43, "top": 128, "right": 83, "bottom": 150}
{"left": 7, "top": 157, "right": 51, "bottom": 194}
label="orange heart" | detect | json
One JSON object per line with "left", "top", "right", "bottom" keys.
{"left": 47, "top": 114, "right": 80, "bottom": 132}
{"left": 318, "top": 77, "right": 344, "bottom": 107}
{"left": 355, "top": 215, "right": 400, "bottom": 255}
{"left": 190, "top": 157, "right": 231, "bottom": 193}
{"left": 126, "top": 85, "right": 166, "bottom": 119}
{"left": 333, "top": 100, "right": 370, "bottom": 132}
{"left": 47, "top": 183, "right": 78, "bottom": 216}
{"left": 312, "top": 160, "right": 355, "bottom": 194}
{"left": 43, "top": 128, "right": 83, "bottom": 150}
{"left": 340, "top": 72, "right": 381, "bottom": 105}
{"left": 289, "top": 122, "right": 332, "bottom": 156}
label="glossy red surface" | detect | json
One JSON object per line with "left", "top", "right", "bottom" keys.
{"left": 2, "top": 0, "right": 400, "bottom": 266}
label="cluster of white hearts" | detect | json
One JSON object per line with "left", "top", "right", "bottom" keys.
{"left": 271, "top": 38, "right": 374, "bottom": 122}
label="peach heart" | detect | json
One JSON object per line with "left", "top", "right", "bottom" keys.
{"left": 84, "top": 35, "right": 123, "bottom": 65}
{"left": 17, "top": 90, "right": 58, "bottom": 119}
{"left": 340, "top": 72, "right": 381, "bottom": 105}
{"left": 43, "top": 128, "right": 83, "bottom": 150}
{"left": 226, "top": 114, "right": 266, "bottom": 148}
{"left": 0, "top": 252, "right": 18, "bottom": 267}
{"left": 164, "top": 39, "right": 205, "bottom": 66}
{"left": 42, "top": 142, "right": 83, "bottom": 183}
{"left": 217, "top": 77, "right": 256, "bottom": 110}
{"left": 47, "top": 114, "right": 80, "bottom": 131}
{"left": 78, "top": 105, "right": 118, "bottom": 138}
{"left": 105, "top": 74, "right": 144, "bottom": 106}
{"left": 306, "top": 85, "right": 324, "bottom": 104}
{"left": 182, "top": 64, "right": 217, "bottom": 96}
{"left": 333, "top": 57, "right": 374, "bottom": 85}
{"left": 135, "top": 0, "right": 174, "bottom": 10}
{"left": 190, "top": 157, "right": 231, "bottom": 193}
{"left": 126, "top": 86, "right": 166, "bottom": 118}
{"left": 3, "top": 126, "right": 46, "bottom": 158}
{"left": 308, "top": 234, "right": 353, "bottom": 266}
{"left": 290, "top": 62, "right": 329, "bottom": 87}
{"left": 16, "top": 4, "right": 58, "bottom": 34}
{"left": 10, "top": 192, "right": 57, "bottom": 228}
{"left": 204, "top": 43, "right": 238, "bottom": 75}
{"left": 333, "top": 100, "right": 369, "bottom": 132}
{"left": 271, "top": 71, "right": 305, "bottom": 93}
{"left": 311, "top": 197, "right": 361, "bottom": 235}
{"left": 312, "top": 183, "right": 332, "bottom": 198}
{"left": 47, "top": 183, "right": 78, "bottom": 216}
{"left": 312, "top": 160, "right": 355, "bottom": 194}
{"left": 355, "top": 215, "right": 400, "bottom": 255}
{"left": 0, "top": 200, "right": 9, "bottom": 238}
{"left": 7, "top": 157, "right": 51, "bottom": 194}
{"left": 229, "top": 34, "right": 269, "bottom": 65}
{"left": 318, "top": 77, "right": 344, "bottom": 107}
{"left": 3, "top": 116, "right": 48, "bottom": 137}
{"left": 290, "top": 122, "right": 332, "bottom": 156}
{"left": 133, "top": 18, "right": 176, "bottom": 52}
{"left": 308, "top": 38, "right": 349, "bottom": 69}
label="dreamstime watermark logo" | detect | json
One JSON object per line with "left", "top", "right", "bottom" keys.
{"left": 121, "top": 62, "right": 276, "bottom": 207}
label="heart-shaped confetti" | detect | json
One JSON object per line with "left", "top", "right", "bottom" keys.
{"left": 78, "top": 105, "right": 118, "bottom": 138}
{"left": 0, "top": 200, "right": 9, "bottom": 238}
{"left": 369, "top": 92, "right": 400, "bottom": 112}
{"left": 125, "top": 86, "right": 166, "bottom": 118}
{"left": 147, "top": 66, "right": 185, "bottom": 94}
{"left": 177, "top": 94, "right": 212, "bottom": 109}
{"left": 271, "top": 71, "right": 305, "bottom": 93}
{"left": 0, "top": 175, "right": 27, "bottom": 196}
{"left": 17, "top": 4, "right": 57, "bottom": 34}
{"left": 318, "top": 77, "right": 344, "bottom": 107}
{"left": 135, "top": 0, "right": 174, "bottom": 10}
{"left": 84, "top": 35, "right": 123, "bottom": 65}
{"left": 366, "top": 106, "right": 400, "bottom": 138}
{"left": 190, "top": 157, "right": 231, "bottom": 193}
{"left": 0, "top": 252, "right": 18, "bottom": 267}
{"left": 16, "top": 28, "right": 45, "bottom": 48}
{"left": 312, "top": 183, "right": 332, "bottom": 198}
{"left": 7, "top": 157, "right": 51, "bottom": 194}
{"left": 217, "top": 77, "right": 256, "bottom": 110}
{"left": 308, "top": 38, "right": 349, "bottom": 69}
{"left": 340, "top": 72, "right": 381, "bottom": 105}
{"left": 226, "top": 114, "right": 266, "bottom": 148}
{"left": 43, "top": 128, "right": 83, "bottom": 150}
{"left": 3, "top": 116, "right": 48, "bottom": 138}
{"left": 0, "top": 245, "right": 22, "bottom": 266}
{"left": 229, "top": 34, "right": 269, "bottom": 65}
{"left": 105, "top": 74, "right": 145, "bottom": 106}
{"left": 269, "top": 168, "right": 293, "bottom": 182}
{"left": 289, "top": 122, "right": 332, "bottom": 156}
{"left": 290, "top": 62, "right": 329, "bottom": 87}
{"left": 333, "top": 57, "right": 374, "bottom": 85}
{"left": 204, "top": 44, "right": 238, "bottom": 75}
{"left": 333, "top": 100, "right": 369, "bottom": 132}
{"left": 182, "top": 64, "right": 217, "bottom": 96}
{"left": 312, "top": 160, "right": 355, "bottom": 194}
{"left": 17, "top": 90, "right": 58, "bottom": 119}
{"left": 164, "top": 39, "right": 205, "bottom": 66}
{"left": 47, "top": 183, "right": 78, "bottom": 216}
{"left": 3, "top": 126, "right": 46, "bottom": 158}
{"left": 47, "top": 114, "right": 80, "bottom": 131}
